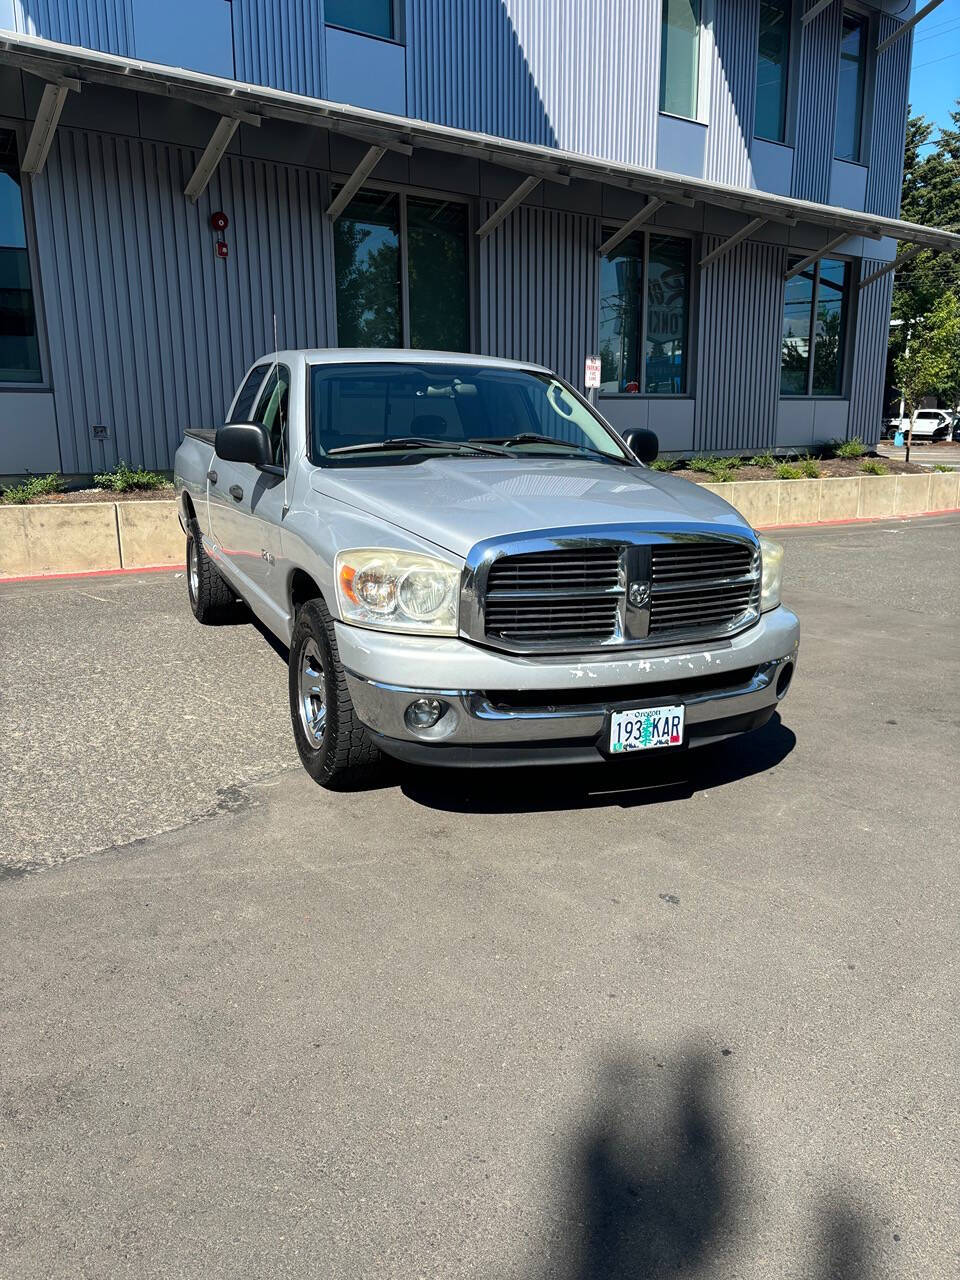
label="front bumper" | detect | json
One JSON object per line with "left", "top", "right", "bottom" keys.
{"left": 337, "top": 606, "right": 799, "bottom": 767}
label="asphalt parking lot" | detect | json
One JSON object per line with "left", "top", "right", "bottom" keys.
{"left": 2, "top": 516, "right": 959, "bottom": 1279}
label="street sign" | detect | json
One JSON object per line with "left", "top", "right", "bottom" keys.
{"left": 585, "top": 355, "right": 601, "bottom": 388}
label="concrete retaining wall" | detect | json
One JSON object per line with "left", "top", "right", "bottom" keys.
{"left": 1, "top": 475, "right": 958, "bottom": 579}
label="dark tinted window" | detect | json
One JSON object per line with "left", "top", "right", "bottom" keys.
{"left": 780, "top": 258, "right": 850, "bottom": 396}
{"left": 325, "top": 0, "right": 394, "bottom": 39}
{"left": 755, "top": 0, "right": 790, "bottom": 143}
{"left": 254, "top": 363, "right": 291, "bottom": 466}
{"left": 835, "top": 13, "right": 867, "bottom": 161}
{"left": 229, "top": 365, "right": 268, "bottom": 423}
{"left": 0, "top": 130, "right": 41, "bottom": 383}
{"left": 598, "top": 231, "right": 690, "bottom": 395}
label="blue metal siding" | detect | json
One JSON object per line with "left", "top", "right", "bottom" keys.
{"left": 848, "top": 260, "right": 893, "bottom": 447}
{"left": 704, "top": 0, "right": 758, "bottom": 186}
{"left": 792, "top": 0, "right": 841, "bottom": 203}
{"left": 12, "top": 0, "right": 134, "bottom": 53}
{"left": 405, "top": 0, "right": 659, "bottom": 166}
{"left": 230, "top": 0, "right": 325, "bottom": 97}
{"left": 476, "top": 201, "right": 599, "bottom": 386}
{"left": 694, "top": 235, "right": 787, "bottom": 452}
{"left": 30, "top": 128, "right": 330, "bottom": 473}
{"left": 865, "top": 15, "right": 911, "bottom": 220}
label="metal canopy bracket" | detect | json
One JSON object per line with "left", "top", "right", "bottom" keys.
{"left": 858, "top": 247, "right": 924, "bottom": 290}
{"left": 184, "top": 113, "right": 261, "bottom": 203}
{"left": 325, "top": 144, "right": 387, "bottom": 221}
{"left": 475, "top": 175, "right": 542, "bottom": 240}
{"left": 699, "top": 217, "right": 767, "bottom": 269}
{"left": 597, "top": 198, "right": 665, "bottom": 257}
{"left": 22, "top": 78, "right": 80, "bottom": 176}
{"left": 802, "top": 0, "right": 837, "bottom": 26}
{"left": 877, "top": 0, "right": 946, "bottom": 55}
{"left": 784, "top": 232, "right": 851, "bottom": 279}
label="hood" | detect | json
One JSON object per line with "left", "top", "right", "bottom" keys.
{"left": 311, "top": 458, "right": 750, "bottom": 558}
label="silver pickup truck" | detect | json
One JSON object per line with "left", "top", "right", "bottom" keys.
{"left": 174, "top": 350, "right": 798, "bottom": 787}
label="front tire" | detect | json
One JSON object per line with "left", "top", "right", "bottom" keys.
{"left": 288, "top": 597, "right": 380, "bottom": 789}
{"left": 186, "top": 521, "right": 238, "bottom": 624}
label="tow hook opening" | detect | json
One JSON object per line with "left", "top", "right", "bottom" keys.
{"left": 776, "top": 661, "right": 795, "bottom": 699}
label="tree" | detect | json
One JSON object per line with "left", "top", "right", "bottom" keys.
{"left": 893, "top": 293, "right": 960, "bottom": 444}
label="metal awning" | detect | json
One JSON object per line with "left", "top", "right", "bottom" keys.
{"left": 1, "top": 29, "right": 958, "bottom": 255}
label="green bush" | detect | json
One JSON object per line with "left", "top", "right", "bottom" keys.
{"left": 799, "top": 459, "right": 821, "bottom": 478}
{"left": 775, "top": 463, "right": 802, "bottom": 480}
{"left": 832, "top": 437, "right": 866, "bottom": 459}
{"left": 94, "top": 460, "right": 166, "bottom": 493}
{"left": 0, "top": 473, "right": 63, "bottom": 504}
{"left": 747, "top": 451, "right": 775, "bottom": 469}
{"left": 860, "top": 459, "right": 889, "bottom": 476}
{"left": 688, "top": 454, "right": 717, "bottom": 473}
{"left": 932, "top": 464, "right": 955, "bottom": 473}
{"left": 650, "top": 457, "right": 678, "bottom": 471}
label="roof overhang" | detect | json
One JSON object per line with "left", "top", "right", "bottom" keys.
{"left": 1, "top": 29, "right": 958, "bottom": 255}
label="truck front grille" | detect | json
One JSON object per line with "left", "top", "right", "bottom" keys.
{"left": 474, "top": 536, "right": 760, "bottom": 652}
{"left": 484, "top": 547, "right": 622, "bottom": 645}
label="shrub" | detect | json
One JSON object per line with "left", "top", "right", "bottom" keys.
{"left": 775, "top": 463, "right": 802, "bottom": 480}
{"left": 799, "top": 459, "right": 821, "bottom": 478}
{"left": 748, "top": 451, "right": 775, "bottom": 469}
{"left": 650, "top": 457, "right": 678, "bottom": 472}
{"left": 932, "top": 464, "right": 955, "bottom": 473}
{"left": 0, "top": 473, "right": 63, "bottom": 504}
{"left": 860, "top": 459, "right": 889, "bottom": 476}
{"left": 94, "top": 460, "right": 167, "bottom": 493}
{"left": 688, "top": 454, "right": 717, "bottom": 473}
{"left": 832, "top": 437, "right": 866, "bottom": 459}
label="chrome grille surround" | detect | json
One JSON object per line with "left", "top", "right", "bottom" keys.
{"left": 460, "top": 525, "right": 762, "bottom": 655}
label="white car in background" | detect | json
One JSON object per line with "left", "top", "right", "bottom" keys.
{"left": 882, "top": 409, "right": 957, "bottom": 441}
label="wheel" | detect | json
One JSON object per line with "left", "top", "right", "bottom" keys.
{"left": 186, "top": 520, "right": 238, "bottom": 623}
{"left": 288, "top": 596, "right": 380, "bottom": 789}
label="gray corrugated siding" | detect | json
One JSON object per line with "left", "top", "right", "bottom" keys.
{"left": 792, "top": 0, "right": 841, "bottom": 202}
{"left": 694, "top": 235, "right": 787, "bottom": 452}
{"left": 405, "top": 0, "right": 659, "bottom": 165}
{"left": 476, "top": 202, "right": 599, "bottom": 385}
{"left": 30, "top": 128, "right": 330, "bottom": 473}
{"left": 13, "top": 0, "right": 134, "bottom": 53}
{"left": 848, "top": 259, "right": 893, "bottom": 447}
{"left": 705, "top": 0, "right": 758, "bottom": 186}
{"left": 865, "top": 15, "right": 910, "bottom": 219}
{"left": 230, "top": 0, "right": 325, "bottom": 97}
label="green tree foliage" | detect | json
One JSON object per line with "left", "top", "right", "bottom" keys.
{"left": 892, "top": 102, "right": 960, "bottom": 406}
{"left": 893, "top": 293, "right": 960, "bottom": 418}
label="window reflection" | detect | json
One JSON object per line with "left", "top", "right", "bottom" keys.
{"left": 598, "top": 231, "right": 690, "bottom": 395}
{"left": 0, "top": 130, "right": 41, "bottom": 384}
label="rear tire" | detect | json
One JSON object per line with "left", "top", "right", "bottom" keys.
{"left": 186, "top": 521, "right": 239, "bottom": 624}
{"left": 288, "top": 597, "right": 381, "bottom": 789}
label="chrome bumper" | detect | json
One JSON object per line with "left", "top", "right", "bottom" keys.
{"left": 337, "top": 606, "right": 799, "bottom": 764}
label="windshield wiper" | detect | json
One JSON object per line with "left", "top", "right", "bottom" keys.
{"left": 471, "top": 433, "right": 627, "bottom": 463}
{"left": 326, "top": 436, "right": 511, "bottom": 457}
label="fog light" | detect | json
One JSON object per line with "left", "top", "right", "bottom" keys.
{"left": 776, "top": 661, "right": 794, "bottom": 698}
{"left": 405, "top": 697, "right": 444, "bottom": 730}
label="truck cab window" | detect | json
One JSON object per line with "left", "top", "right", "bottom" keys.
{"left": 229, "top": 364, "right": 269, "bottom": 424}
{"left": 254, "top": 363, "right": 291, "bottom": 467}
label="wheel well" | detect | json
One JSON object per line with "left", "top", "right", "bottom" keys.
{"left": 181, "top": 492, "right": 196, "bottom": 526}
{"left": 289, "top": 568, "right": 323, "bottom": 614}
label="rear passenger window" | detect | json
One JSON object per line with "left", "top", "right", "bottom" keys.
{"left": 229, "top": 365, "right": 269, "bottom": 424}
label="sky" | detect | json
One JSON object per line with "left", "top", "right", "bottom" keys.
{"left": 907, "top": 0, "right": 960, "bottom": 141}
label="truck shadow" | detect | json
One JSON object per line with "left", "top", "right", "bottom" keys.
{"left": 398, "top": 716, "right": 796, "bottom": 814}
{"left": 514, "top": 1047, "right": 879, "bottom": 1280}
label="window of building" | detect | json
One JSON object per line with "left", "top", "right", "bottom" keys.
{"left": 325, "top": 0, "right": 395, "bottom": 40}
{"left": 834, "top": 12, "right": 867, "bottom": 162}
{"left": 780, "top": 257, "right": 850, "bottom": 397}
{"left": 0, "top": 130, "right": 41, "bottom": 384}
{"left": 333, "top": 188, "right": 468, "bottom": 352}
{"left": 598, "top": 231, "right": 692, "bottom": 395}
{"left": 755, "top": 0, "right": 791, "bottom": 143}
{"left": 660, "top": 0, "right": 701, "bottom": 119}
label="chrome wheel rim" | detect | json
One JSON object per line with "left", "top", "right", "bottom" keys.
{"left": 298, "top": 639, "right": 326, "bottom": 748}
{"left": 187, "top": 537, "right": 198, "bottom": 601}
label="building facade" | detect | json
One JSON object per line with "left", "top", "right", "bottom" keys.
{"left": 0, "top": 0, "right": 946, "bottom": 477}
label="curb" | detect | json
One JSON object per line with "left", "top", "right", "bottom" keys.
{"left": 3, "top": 504, "right": 957, "bottom": 586}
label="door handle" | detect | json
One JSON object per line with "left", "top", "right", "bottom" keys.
{"left": 207, "top": 469, "right": 218, "bottom": 485}
{"left": 229, "top": 484, "right": 243, "bottom": 502}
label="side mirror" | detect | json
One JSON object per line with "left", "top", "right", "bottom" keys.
{"left": 622, "top": 428, "right": 659, "bottom": 464}
{"left": 215, "top": 422, "right": 273, "bottom": 468}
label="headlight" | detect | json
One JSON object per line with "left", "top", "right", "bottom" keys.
{"left": 758, "top": 535, "right": 783, "bottom": 611}
{"left": 335, "top": 548, "right": 460, "bottom": 635}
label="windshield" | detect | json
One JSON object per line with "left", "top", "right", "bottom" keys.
{"left": 308, "top": 362, "right": 630, "bottom": 466}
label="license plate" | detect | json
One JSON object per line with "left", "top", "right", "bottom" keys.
{"left": 609, "top": 704, "right": 684, "bottom": 753}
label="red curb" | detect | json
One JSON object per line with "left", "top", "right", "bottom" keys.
{"left": 0, "top": 563, "right": 183, "bottom": 585}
